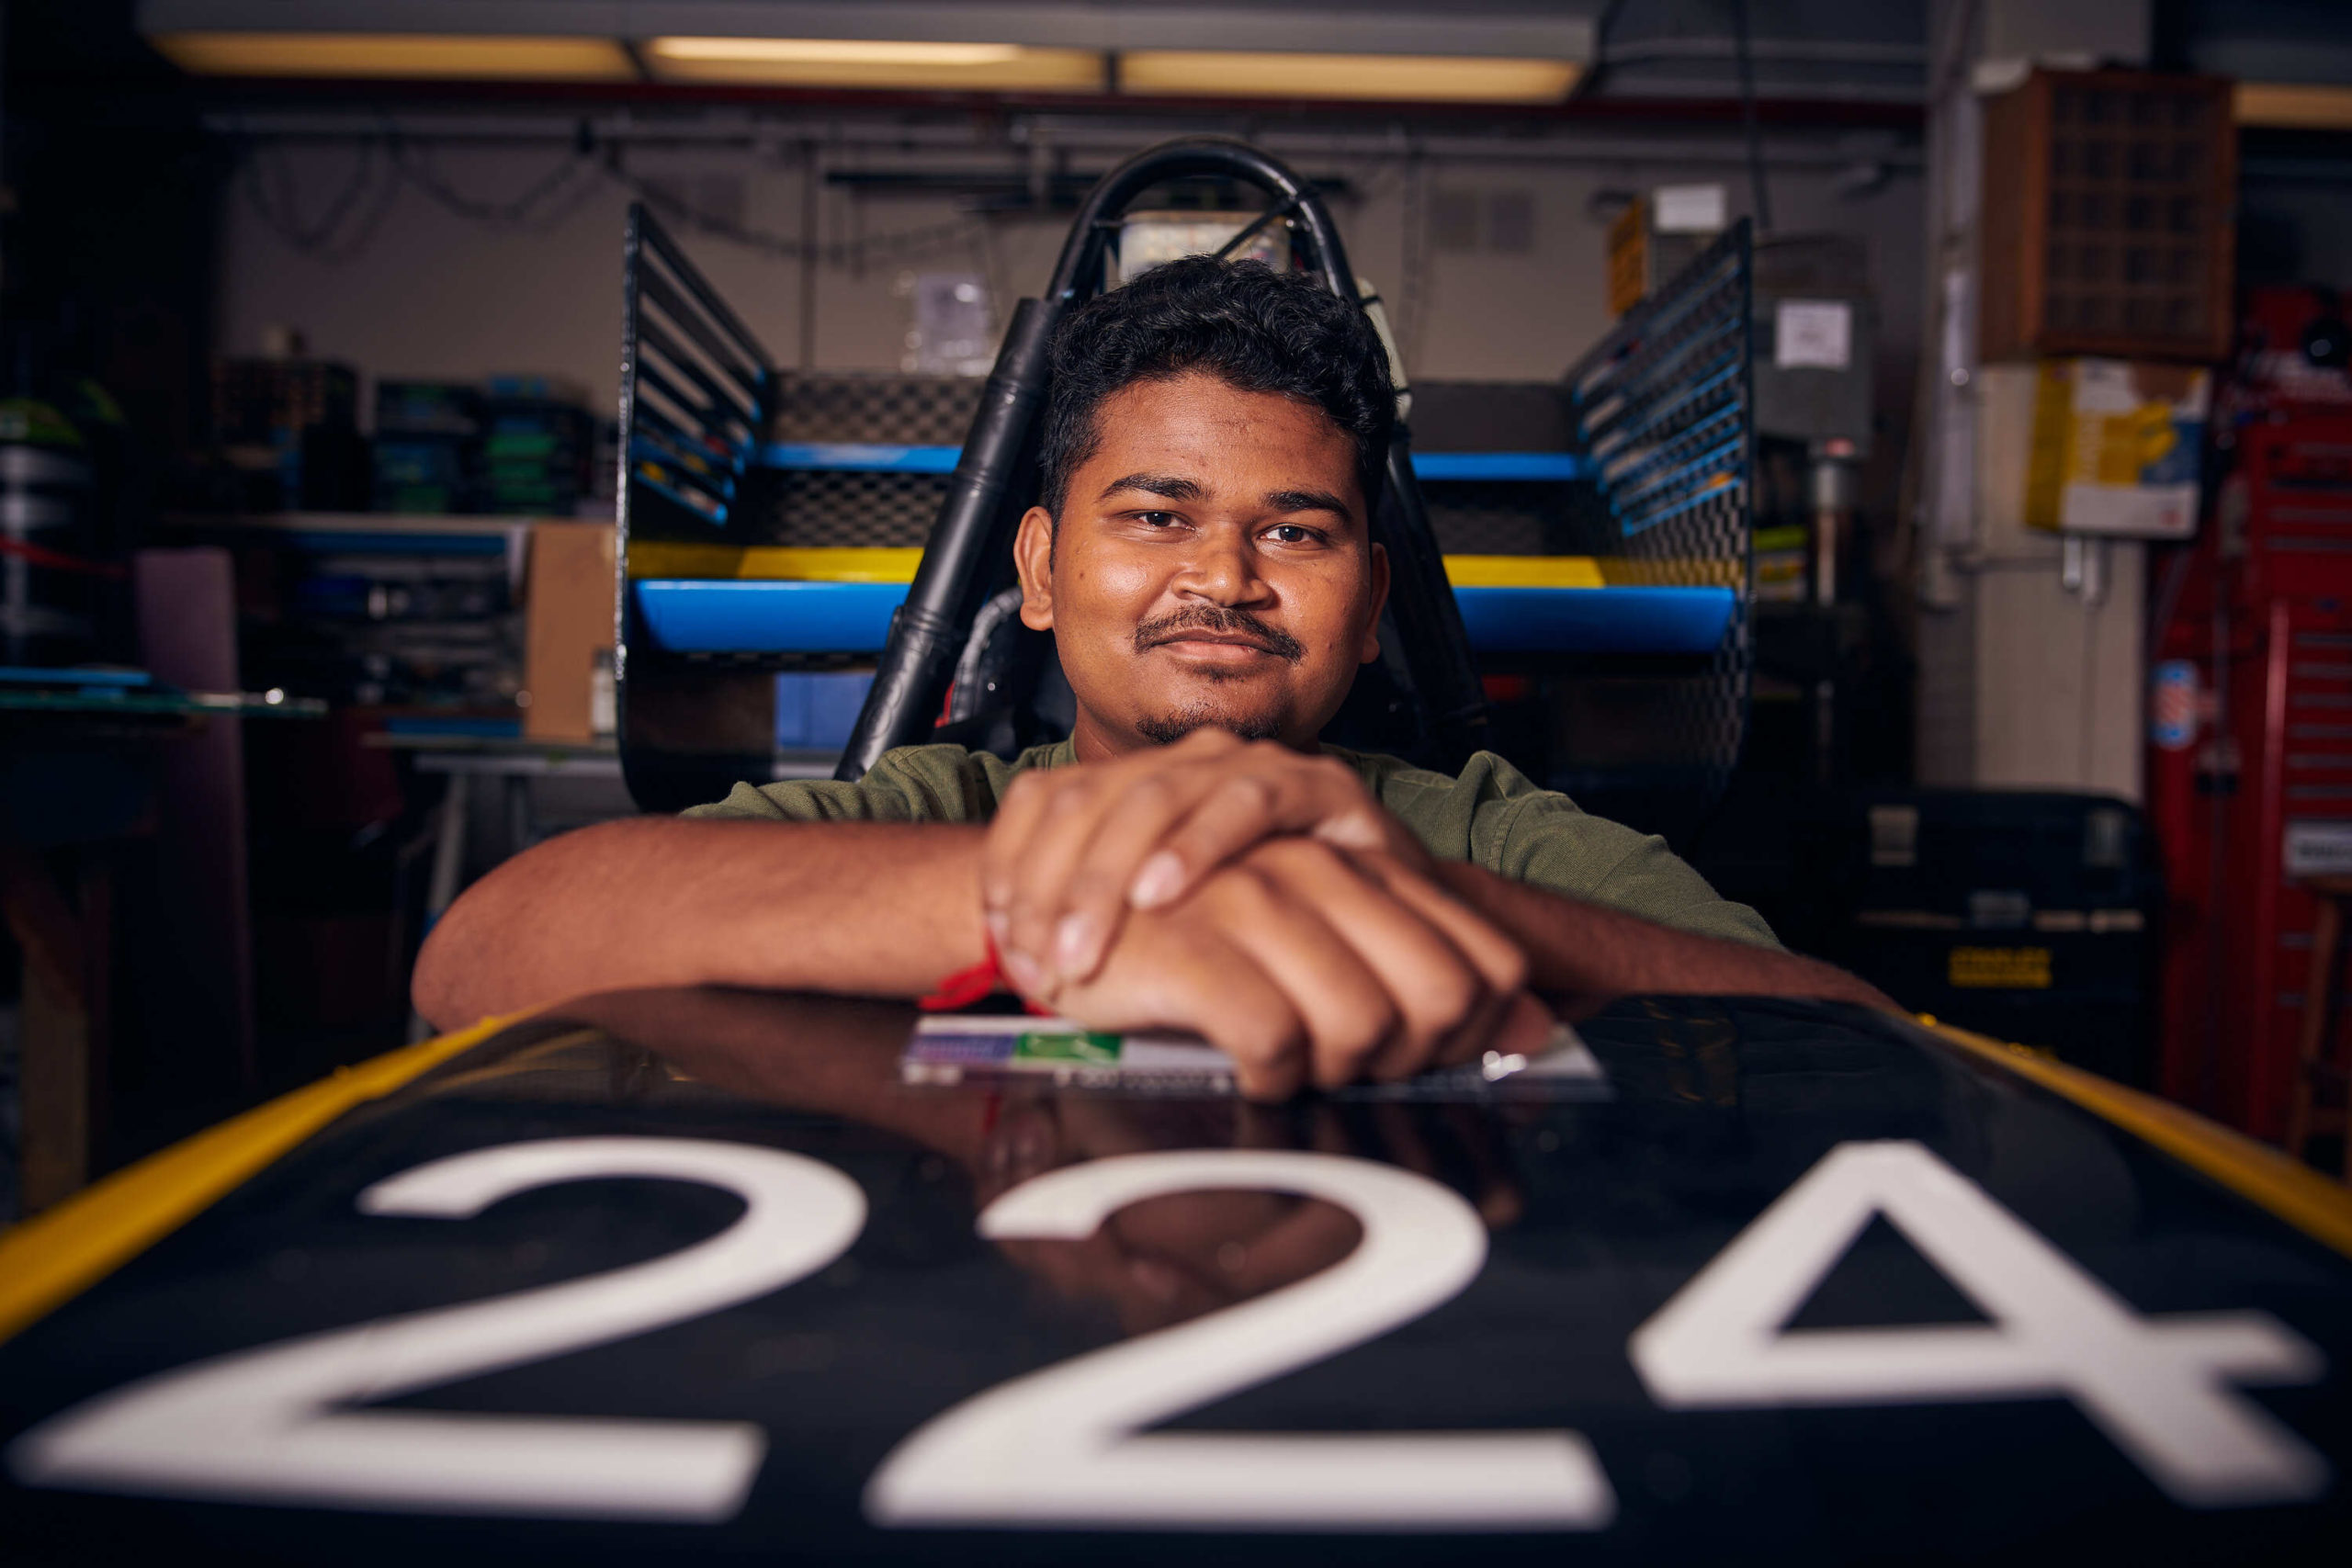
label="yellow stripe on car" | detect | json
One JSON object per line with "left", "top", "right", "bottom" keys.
{"left": 0, "top": 1014, "right": 524, "bottom": 1346}
{"left": 1924, "top": 1018, "right": 2352, "bottom": 1260}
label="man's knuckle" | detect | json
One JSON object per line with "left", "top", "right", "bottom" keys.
{"left": 1223, "top": 773, "right": 1279, "bottom": 811}
{"left": 1224, "top": 1029, "right": 1279, "bottom": 1067}
{"left": 1350, "top": 1000, "right": 1401, "bottom": 1057}
{"left": 1315, "top": 1022, "right": 1389, "bottom": 1084}
{"left": 1408, "top": 960, "right": 1481, "bottom": 1022}
{"left": 1222, "top": 863, "right": 1283, "bottom": 906}
{"left": 1229, "top": 1014, "right": 1299, "bottom": 1068}
{"left": 1286, "top": 837, "right": 1347, "bottom": 873}
{"left": 1124, "top": 773, "right": 1180, "bottom": 812}
{"left": 1248, "top": 837, "right": 1322, "bottom": 877}
{"left": 1311, "top": 984, "right": 1386, "bottom": 1041}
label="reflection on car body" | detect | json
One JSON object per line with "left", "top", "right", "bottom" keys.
{"left": 1, "top": 989, "right": 2347, "bottom": 1563}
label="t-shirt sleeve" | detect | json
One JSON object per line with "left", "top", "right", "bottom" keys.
{"left": 1492, "top": 793, "right": 1783, "bottom": 950}
{"left": 677, "top": 745, "right": 997, "bottom": 824}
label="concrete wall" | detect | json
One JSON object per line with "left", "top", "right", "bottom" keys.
{"left": 1928, "top": 367, "right": 2146, "bottom": 798}
{"left": 1911, "top": 0, "right": 2156, "bottom": 799}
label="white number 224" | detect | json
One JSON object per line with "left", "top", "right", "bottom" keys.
{"left": 8, "top": 1137, "right": 2331, "bottom": 1528}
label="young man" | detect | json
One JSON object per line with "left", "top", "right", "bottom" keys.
{"left": 415, "top": 258, "right": 1890, "bottom": 1096}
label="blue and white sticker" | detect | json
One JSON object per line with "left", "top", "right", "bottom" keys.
{"left": 2153, "top": 660, "right": 2200, "bottom": 750}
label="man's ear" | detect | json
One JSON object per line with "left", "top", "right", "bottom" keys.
{"left": 1013, "top": 505, "right": 1057, "bottom": 630}
{"left": 1360, "top": 540, "right": 1390, "bottom": 664}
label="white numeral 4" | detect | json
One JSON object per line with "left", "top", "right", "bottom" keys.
{"left": 1629, "top": 1140, "right": 2329, "bottom": 1507}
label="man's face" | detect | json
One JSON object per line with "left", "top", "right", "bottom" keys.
{"left": 1012, "top": 372, "right": 1388, "bottom": 759}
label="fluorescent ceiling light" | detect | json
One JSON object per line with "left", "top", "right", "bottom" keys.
{"left": 144, "top": 26, "right": 1586, "bottom": 102}
{"left": 644, "top": 37, "right": 1102, "bottom": 91}
{"left": 1120, "top": 51, "right": 1582, "bottom": 104}
{"left": 650, "top": 39, "right": 1023, "bottom": 67}
{"left": 152, "top": 32, "right": 637, "bottom": 81}
{"left": 2235, "top": 82, "right": 2352, "bottom": 131}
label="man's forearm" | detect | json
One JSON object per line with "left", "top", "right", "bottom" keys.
{"left": 1436, "top": 862, "right": 1899, "bottom": 1013}
{"left": 412, "top": 818, "right": 988, "bottom": 1030}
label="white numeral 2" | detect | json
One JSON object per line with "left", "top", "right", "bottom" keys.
{"left": 865, "top": 1148, "right": 1615, "bottom": 1531}
{"left": 8, "top": 1137, "right": 865, "bottom": 1520}
{"left": 1629, "top": 1140, "right": 2330, "bottom": 1507}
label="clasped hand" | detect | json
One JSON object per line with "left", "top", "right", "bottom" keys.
{"left": 978, "top": 732, "right": 1549, "bottom": 1097}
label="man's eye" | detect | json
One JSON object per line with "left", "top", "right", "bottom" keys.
{"left": 1135, "top": 510, "right": 1180, "bottom": 527}
{"left": 1267, "top": 525, "right": 1320, "bottom": 544}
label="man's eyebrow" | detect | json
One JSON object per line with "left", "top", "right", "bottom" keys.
{"left": 1264, "top": 488, "right": 1355, "bottom": 520}
{"left": 1097, "top": 471, "right": 1204, "bottom": 503}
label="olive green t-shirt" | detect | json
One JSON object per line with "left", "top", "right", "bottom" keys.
{"left": 684, "top": 740, "right": 1779, "bottom": 950}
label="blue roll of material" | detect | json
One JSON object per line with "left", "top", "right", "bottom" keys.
{"left": 1450, "top": 585, "right": 1734, "bottom": 655}
{"left": 751, "top": 443, "right": 1590, "bottom": 483}
{"left": 637, "top": 581, "right": 904, "bottom": 653}
{"left": 635, "top": 580, "right": 1735, "bottom": 658}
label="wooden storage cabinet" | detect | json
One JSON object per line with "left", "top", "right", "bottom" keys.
{"left": 1979, "top": 69, "right": 2236, "bottom": 363}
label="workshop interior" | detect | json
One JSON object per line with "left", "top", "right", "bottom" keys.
{"left": 4, "top": 2, "right": 2352, "bottom": 1560}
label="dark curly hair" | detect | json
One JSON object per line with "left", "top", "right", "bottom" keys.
{"left": 1037, "top": 255, "right": 1395, "bottom": 521}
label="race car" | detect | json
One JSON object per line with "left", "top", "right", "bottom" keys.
{"left": 0, "top": 987, "right": 2344, "bottom": 1563}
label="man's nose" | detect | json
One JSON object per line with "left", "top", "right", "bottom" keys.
{"left": 1172, "top": 527, "right": 1272, "bottom": 605}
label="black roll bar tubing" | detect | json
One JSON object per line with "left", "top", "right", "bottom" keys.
{"left": 835, "top": 292, "right": 1061, "bottom": 781}
{"left": 838, "top": 136, "right": 1488, "bottom": 780}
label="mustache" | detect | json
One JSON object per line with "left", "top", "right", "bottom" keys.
{"left": 1134, "top": 606, "right": 1306, "bottom": 662}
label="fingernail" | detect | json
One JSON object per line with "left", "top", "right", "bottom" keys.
{"left": 984, "top": 907, "right": 1009, "bottom": 946}
{"left": 1315, "top": 812, "right": 1380, "bottom": 852}
{"left": 1054, "top": 912, "right": 1099, "bottom": 977}
{"left": 1001, "top": 948, "right": 1044, "bottom": 995}
{"left": 1129, "top": 852, "right": 1184, "bottom": 908}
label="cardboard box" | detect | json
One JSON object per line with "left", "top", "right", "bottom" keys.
{"left": 1605, "top": 184, "right": 1724, "bottom": 316}
{"left": 2024, "top": 359, "right": 2210, "bottom": 538}
{"left": 523, "top": 522, "right": 616, "bottom": 741}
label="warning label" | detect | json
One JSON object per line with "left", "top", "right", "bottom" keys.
{"left": 1948, "top": 945, "right": 2053, "bottom": 989}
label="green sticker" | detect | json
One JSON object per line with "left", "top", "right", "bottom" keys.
{"left": 1012, "top": 1031, "right": 1124, "bottom": 1064}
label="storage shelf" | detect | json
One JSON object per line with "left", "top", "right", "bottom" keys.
{"left": 160, "top": 511, "right": 564, "bottom": 535}
{"left": 159, "top": 511, "right": 554, "bottom": 558}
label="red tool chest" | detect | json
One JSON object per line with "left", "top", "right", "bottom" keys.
{"left": 2151, "top": 396, "right": 2352, "bottom": 1138}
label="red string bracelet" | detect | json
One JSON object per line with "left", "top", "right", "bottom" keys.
{"left": 917, "top": 932, "right": 1055, "bottom": 1015}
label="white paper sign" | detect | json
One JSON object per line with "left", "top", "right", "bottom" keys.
{"left": 2285, "top": 820, "right": 2352, "bottom": 878}
{"left": 1775, "top": 299, "right": 1853, "bottom": 370}
{"left": 2071, "top": 358, "right": 2141, "bottom": 413}
{"left": 1652, "top": 184, "right": 1726, "bottom": 233}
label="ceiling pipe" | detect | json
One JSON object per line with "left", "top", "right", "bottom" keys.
{"left": 202, "top": 110, "right": 1922, "bottom": 171}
